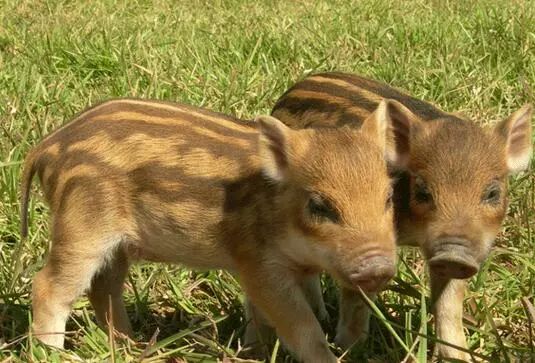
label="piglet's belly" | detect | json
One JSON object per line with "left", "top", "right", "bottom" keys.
{"left": 126, "top": 237, "right": 235, "bottom": 270}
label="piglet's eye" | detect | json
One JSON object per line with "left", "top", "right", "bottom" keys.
{"left": 482, "top": 181, "right": 501, "bottom": 204}
{"left": 413, "top": 176, "right": 433, "bottom": 204}
{"left": 307, "top": 193, "right": 339, "bottom": 223}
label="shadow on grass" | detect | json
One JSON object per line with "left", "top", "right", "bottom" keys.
{"left": 0, "top": 281, "right": 425, "bottom": 362}
{"left": 0, "top": 301, "right": 30, "bottom": 341}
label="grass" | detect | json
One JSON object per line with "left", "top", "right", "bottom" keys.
{"left": 0, "top": 0, "right": 534, "bottom": 361}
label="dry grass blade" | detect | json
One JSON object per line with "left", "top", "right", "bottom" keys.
{"left": 521, "top": 297, "right": 535, "bottom": 356}
{"left": 108, "top": 295, "right": 116, "bottom": 363}
{"left": 138, "top": 327, "right": 160, "bottom": 362}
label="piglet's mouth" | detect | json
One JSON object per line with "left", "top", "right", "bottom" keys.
{"left": 428, "top": 239, "right": 480, "bottom": 279}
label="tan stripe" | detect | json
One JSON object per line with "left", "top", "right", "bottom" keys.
{"left": 271, "top": 108, "right": 306, "bottom": 128}
{"left": 342, "top": 107, "right": 371, "bottom": 120}
{"left": 66, "top": 131, "right": 185, "bottom": 168}
{"left": 35, "top": 100, "right": 121, "bottom": 147}
{"left": 92, "top": 110, "right": 190, "bottom": 125}
{"left": 190, "top": 125, "right": 253, "bottom": 148}
{"left": 90, "top": 111, "right": 254, "bottom": 148}
{"left": 42, "top": 141, "right": 61, "bottom": 157}
{"left": 102, "top": 99, "right": 255, "bottom": 133}
{"left": 52, "top": 164, "right": 101, "bottom": 204}
{"left": 306, "top": 75, "right": 383, "bottom": 103}
{"left": 39, "top": 143, "right": 62, "bottom": 191}
{"left": 304, "top": 107, "right": 370, "bottom": 124}
{"left": 180, "top": 147, "right": 245, "bottom": 178}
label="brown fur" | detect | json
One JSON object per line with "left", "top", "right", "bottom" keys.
{"left": 272, "top": 72, "right": 533, "bottom": 360}
{"left": 21, "top": 98, "right": 402, "bottom": 362}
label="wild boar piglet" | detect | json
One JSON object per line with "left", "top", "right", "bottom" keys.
{"left": 272, "top": 72, "right": 533, "bottom": 359}
{"left": 21, "top": 98, "right": 406, "bottom": 362}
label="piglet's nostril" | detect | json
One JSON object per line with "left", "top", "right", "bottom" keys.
{"left": 350, "top": 257, "right": 396, "bottom": 293}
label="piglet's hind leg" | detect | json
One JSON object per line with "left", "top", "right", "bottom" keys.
{"left": 88, "top": 246, "right": 132, "bottom": 338}
{"left": 32, "top": 235, "right": 124, "bottom": 348}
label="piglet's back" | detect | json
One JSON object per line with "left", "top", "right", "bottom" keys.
{"left": 29, "top": 99, "right": 259, "bottom": 207}
{"left": 272, "top": 72, "right": 454, "bottom": 129}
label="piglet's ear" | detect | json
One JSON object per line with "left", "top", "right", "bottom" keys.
{"left": 256, "top": 115, "right": 291, "bottom": 181}
{"left": 494, "top": 104, "right": 533, "bottom": 174}
{"left": 361, "top": 99, "right": 421, "bottom": 169}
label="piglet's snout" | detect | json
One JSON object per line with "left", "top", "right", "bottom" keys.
{"left": 428, "top": 238, "right": 479, "bottom": 279}
{"left": 349, "top": 256, "right": 396, "bottom": 293}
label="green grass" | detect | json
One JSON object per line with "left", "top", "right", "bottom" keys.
{"left": 1, "top": 0, "right": 534, "bottom": 361}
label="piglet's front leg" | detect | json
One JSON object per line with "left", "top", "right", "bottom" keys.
{"left": 244, "top": 273, "right": 329, "bottom": 357}
{"left": 431, "top": 274, "right": 471, "bottom": 361}
{"left": 239, "top": 262, "right": 337, "bottom": 363}
{"left": 335, "top": 288, "right": 374, "bottom": 349}
{"left": 301, "top": 274, "right": 329, "bottom": 323}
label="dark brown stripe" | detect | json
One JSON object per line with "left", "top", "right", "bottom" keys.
{"left": 38, "top": 99, "right": 256, "bottom": 157}
{"left": 39, "top": 117, "right": 257, "bottom": 203}
{"left": 290, "top": 79, "right": 378, "bottom": 111}
{"left": 272, "top": 96, "right": 368, "bottom": 128}
{"left": 321, "top": 73, "right": 454, "bottom": 122}
{"left": 273, "top": 95, "right": 343, "bottom": 117}
{"left": 44, "top": 152, "right": 122, "bottom": 208}
{"left": 56, "top": 174, "right": 107, "bottom": 221}
{"left": 38, "top": 111, "right": 257, "bottom": 166}
{"left": 96, "top": 112, "right": 255, "bottom": 140}
{"left": 46, "top": 149, "right": 254, "bottom": 213}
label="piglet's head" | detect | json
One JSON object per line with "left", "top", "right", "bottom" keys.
{"left": 255, "top": 100, "right": 412, "bottom": 293}
{"left": 393, "top": 103, "right": 532, "bottom": 279}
